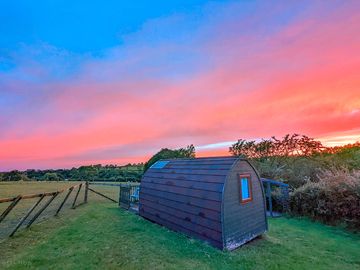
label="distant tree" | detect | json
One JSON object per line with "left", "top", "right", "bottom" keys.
{"left": 229, "top": 134, "right": 325, "bottom": 159}
{"left": 0, "top": 170, "right": 32, "bottom": 181}
{"left": 322, "top": 142, "right": 360, "bottom": 170}
{"left": 0, "top": 162, "right": 143, "bottom": 183}
{"left": 229, "top": 134, "right": 327, "bottom": 187}
{"left": 43, "top": 172, "right": 61, "bottom": 181}
{"left": 144, "top": 144, "right": 196, "bottom": 172}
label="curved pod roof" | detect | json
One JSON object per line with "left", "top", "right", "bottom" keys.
{"left": 139, "top": 156, "right": 267, "bottom": 250}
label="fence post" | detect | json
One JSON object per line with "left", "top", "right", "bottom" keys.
{"left": 27, "top": 192, "right": 59, "bottom": 228}
{"left": 10, "top": 195, "right": 45, "bottom": 236}
{"left": 0, "top": 196, "right": 22, "bottom": 223}
{"left": 281, "top": 185, "right": 290, "bottom": 213}
{"left": 118, "top": 185, "right": 121, "bottom": 207}
{"left": 55, "top": 187, "right": 74, "bottom": 216}
{"left": 84, "top": 181, "right": 89, "bottom": 203}
{"left": 266, "top": 182, "right": 273, "bottom": 217}
{"left": 72, "top": 184, "right": 83, "bottom": 209}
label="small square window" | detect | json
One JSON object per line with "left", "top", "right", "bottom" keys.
{"left": 238, "top": 174, "right": 252, "bottom": 203}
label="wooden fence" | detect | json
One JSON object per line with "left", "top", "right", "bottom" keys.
{"left": 0, "top": 181, "right": 140, "bottom": 238}
{"left": 0, "top": 182, "right": 88, "bottom": 237}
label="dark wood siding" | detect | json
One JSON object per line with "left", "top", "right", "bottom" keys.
{"left": 140, "top": 189, "right": 221, "bottom": 211}
{"left": 139, "top": 156, "right": 267, "bottom": 250}
{"left": 144, "top": 172, "right": 226, "bottom": 183}
{"left": 140, "top": 210, "right": 223, "bottom": 249}
{"left": 139, "top": 157, "right": 237, "bottom": 248}
{"left": 141, "top": 182, "right": 222, "bottom": 201}
{"left": 222, "top": 160, "right": 267, "bottom": 250}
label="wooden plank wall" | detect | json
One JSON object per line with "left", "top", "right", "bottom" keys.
{"left": 222, "top": 160, "right": 268, "bottom": 250}
{"left": 139, "top": 157, "right": 238, "bottom": 249}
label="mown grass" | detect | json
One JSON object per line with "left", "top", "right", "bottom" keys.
{"left": 0, "top": 203, "right": 359, "bottom": 270}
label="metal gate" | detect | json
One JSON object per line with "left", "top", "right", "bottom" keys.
{"left": 119, "top": 185, "right": 131, "bottom": 209}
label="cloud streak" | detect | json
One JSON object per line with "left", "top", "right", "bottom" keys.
{"left": 0, "top": 1, "right": 360, "bottom": 170}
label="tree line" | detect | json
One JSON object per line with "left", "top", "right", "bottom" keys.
{"left": 0, "top": 144, "right": 196, "bottom": 183}
{"left": 1, "top": 135, "right": 359, "bottom": 228}
{"left": 0, "top": 163, "right": 144, "bottom": 182}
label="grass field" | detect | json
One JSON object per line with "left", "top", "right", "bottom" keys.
{"left": 0, "top": 201, "right": 359, "bottom": 270}
{"left": 0, "top": 181, "right": 122, "bottom": 199}
{"left": 0, "top": 181, "right": 80, "bottom": 198}
{"left": 0, "top": 181, "right": 121, "bottom": 239}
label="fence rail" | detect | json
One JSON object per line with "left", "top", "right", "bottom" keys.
{"left": 89, "top": 182, "right": 122, "bottom": 187}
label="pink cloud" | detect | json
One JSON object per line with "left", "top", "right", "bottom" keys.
{"left": 1, "top": 1, "right": 360, "bottom": 170}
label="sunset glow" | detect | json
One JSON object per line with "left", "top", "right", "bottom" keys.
{"left": 1, "top": 1, "right": 360, "bottom": 170}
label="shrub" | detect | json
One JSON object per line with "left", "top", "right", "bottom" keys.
{"left": 252, "top": 156, "right": 323, "bottom": 188}
{"left": 143, "top": 145, "right": 195, "bottom": 172}
{"left": 290, "top": 168, "right": 360, "bottom": 230}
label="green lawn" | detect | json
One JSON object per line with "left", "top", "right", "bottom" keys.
{"left": 0, "top": 203, "right": 359, "bottom": 270}
{"left": 0, "top": 181, "right": 121, "bottom": 239}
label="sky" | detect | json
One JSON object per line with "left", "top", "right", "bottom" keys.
{"left": 0, "top": 0, "right": 360, "bottom": 171}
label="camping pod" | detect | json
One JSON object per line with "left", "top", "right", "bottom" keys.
{"left": 139, "top": 156, "right": 268, "bottom": 250}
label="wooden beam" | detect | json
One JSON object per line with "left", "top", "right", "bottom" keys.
{"left": 0, "top": 183, "right": 83, "bottom": 205}
{"left": 88, "top": 187, "right": 118, "bottom": 203}
{"left": 0, "top": 196, "right": 17, "bottom": 204}
{"left": 1, "top": 192, "right": 58, "bottom": 204}
{"left": 26, "top": 192, "right": 59, "bottom": 228}
{"left": 9, "top": 195, "right": 45, "bottom": 237}
{"left": 72, "top": 184, "right": 83, "bottom": 209}
{"left": 55, "top": 187, "right": 74, "bottom": 216}
{"left": 0, "top": 196, "right": 22, "bottom": 223}
{"left": 22, "top": 192, "right": 57, "bottom": 200}
{"left": 84, "top": 181, "right": 89, "bottom": 203}
{"left": 89, "top": 182, "right": 122, "bottom": 187}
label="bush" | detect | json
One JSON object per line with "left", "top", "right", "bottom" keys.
{"left": 290, "top": 168, "right": 360, "bottom": 229}
{"left": 252, "top": 156, "right": 323, "bottom": 188}
{"left": 143, "top": 145, "right": 195, "bottom": 172}
{"left": 43, "top": 172, "right": 62, "bottom": 181}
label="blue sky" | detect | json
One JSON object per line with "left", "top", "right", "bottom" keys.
{"left": 0, "top": 1, "right": 211, "bottom": 53}
{"left": 0, "top": 1, "right": 359, "bottom": 170}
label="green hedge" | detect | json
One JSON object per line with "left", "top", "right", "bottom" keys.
{"left": 290, "top": 169, "right": 360, "bottom": 230}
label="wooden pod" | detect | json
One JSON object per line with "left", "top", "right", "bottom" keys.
{"left": 139, "top": 156, "right": 268, "bottom": 250}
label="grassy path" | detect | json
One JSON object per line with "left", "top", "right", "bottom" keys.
{"left": 0, "top": 203, "right": 359, "bottom": 270}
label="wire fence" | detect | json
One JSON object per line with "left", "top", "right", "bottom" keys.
{"left": 88, "top": 182, "right": 140, "bottom": 209}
